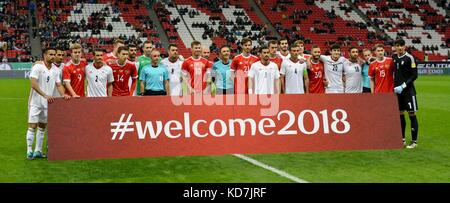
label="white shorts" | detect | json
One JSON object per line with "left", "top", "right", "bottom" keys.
{"left": 28, "top": 106, "right": 48, "bottom": 123}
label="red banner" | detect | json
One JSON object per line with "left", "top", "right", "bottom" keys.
{"left": 48, "top": 94, "right": 403, "bottom": 161}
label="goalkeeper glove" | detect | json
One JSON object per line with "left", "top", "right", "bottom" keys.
{"left": 394, "top": 82, "right": 407, "bottom": 94}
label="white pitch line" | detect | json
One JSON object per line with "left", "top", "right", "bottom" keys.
{"left": 233, "top": 154, "right": 308, "bottom": 183}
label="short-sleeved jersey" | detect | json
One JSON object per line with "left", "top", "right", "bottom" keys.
{"left": 277, "top": 51, "right": 291, "bottom": 61}
{"left": 269, "top": 56, "right": 283, "bottom": 70}
{"left": 393, "top": 52, "right": 417, "bottom": 95}
{"left": 108, "top": 60, "right": 138, "bottom": 96}
{"left": 343, "top": 60, "right": 363, "bottom": 93}
{"left": 308, "top": 60, "right": 325, "bottom": 94}
{"left": 86, "top": 63, "right": 114, "bottom": 97}
{"left": 298, "top": 54, "right": 311, "bottom": 60}
{"left": 63, "top": 60, "right": 87, "bottom": 97}
{"left": 181, "top": 57, "right": 212, "bottom": 92}
{"left": 161, "top": 58, "right": 183, "bottom": 96}
{"left": 103, "top": 52, "right": 118, "bottom": 65}
{"left": 280, "top": 59, "right": 307, "bottom": 94}
{"left": 139, "top": 64, "right": 169, "bottom": 92}
{"left": 320, "top": 55, "right": 346, "bottom": 93}
{"left": 248, "top": 61, "right": 280, "bottom": 94}
{"left": 231, "top": 53, "right": 259, "bottom": 94}
{"left": 212, "top": 60, "right": 233, "bottom": 90}
{"left": 52, "top": 62, "right": 64, "bottom": 96}
{"left": 369, "top": 57, "right": 394, "bottom": 93}
{"left": 29, "top": 63, "right": 61, "bottom": 108}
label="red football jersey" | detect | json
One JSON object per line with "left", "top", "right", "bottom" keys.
{"left": 308, "top": 60, "right": 325, "bottom": 94}
{"left": 230, "top": 54, "right": 259, "bottom": 94}
{"left": 369, "top": 57, "right": 394, "bottom": 93}
{"left": 181, "top": 57, "right": 212, "bottom": 92}
{"left": 269, "top": 56, "right": 283, "bottom": 70}
{"left": 62, "top": 60, "right": 88, "bottom": 96}
{"left": 108, "top": 60, "right": 138, "bottom": 96}
{"left": 103, "top": 52, "right": 118, "bottom": 65}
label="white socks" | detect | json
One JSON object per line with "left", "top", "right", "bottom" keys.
{"left": 34, "top": 128, "right": 45, "bottom": 153}
{"left": 26, "top": 128, "right": 35, "bottom": 153}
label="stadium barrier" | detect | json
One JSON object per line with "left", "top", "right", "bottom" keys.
{"left": 48, "top": 94, "right": 403, "bottom": 161}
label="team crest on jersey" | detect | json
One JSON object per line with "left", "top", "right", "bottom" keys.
{"left": 73, "top": 70, "right": 76, "bottom": 73}
{"left": 125, "top": 70, "right": 130, "bottom": 74}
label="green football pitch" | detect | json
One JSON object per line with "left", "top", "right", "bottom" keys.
{"left": 0, "top": 76, "right": 449, "bottom": 183}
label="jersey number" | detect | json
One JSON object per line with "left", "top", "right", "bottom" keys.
{"left": 379, "top": 69, "right": 385, "bottom": 78}
{"left": 332, "top": 65, "right": 338, "bottom": 72}
{"left": 354, "top": 66, "right": 360, "bottom": 72}
{"left": 46, "top": 76, "right": 50, "bottom": 83}
{"left": 117, "top": 74, "right": 124, "bottom": 82}
{"left": 78, "top": 74, "right": 82, "bottom": 81}
{"left": 95, "top": 75, "right": 99, "bottom": 82}
{"left": 314, "top": 72, "right": 322, "bottom": 79}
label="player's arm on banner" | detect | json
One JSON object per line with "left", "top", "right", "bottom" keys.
{"left": 275, "top": 68, "right": 281, "bottom": 94}
{"left": 165, "top": 79, "right": 170, "bottom": 95}
{"left": 56, "top": 82, "right": 70, "bottom": 100}
{"left": 368, "top": 63, "right": 375, "bottom": 93}
{"left": 342, "top": 72, "right": 346, "bottom": 91}
{"left": 304, "top": 68, "right": 309, "bottom": 93}
{"left": 107, "top": 68, "right": 114, "bottom": 97}
{"left": 280, "top": 62, "right": 286, "bottom": 94}
{"left": 107, "top": 82, "right": 113, "bottom": 97}
{"left": 164, "top": 68, "right": 170, "bottom": 95}
{"left": 129, "top": 65, "right": 138, "bottom": 96}
{"left": 247, "top": 65, "right": 254, "bottom": 94}
{"left": 139, "top": 68, "right": 146, "bottom": 95}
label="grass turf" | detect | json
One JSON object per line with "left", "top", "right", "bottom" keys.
{"left": 0, "top": 76, "right": 449, "bottom": 182}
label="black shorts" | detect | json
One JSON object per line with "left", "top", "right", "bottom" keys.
{"left": 397, "top": 93, "right": 418, "bottom": 112}
{"left": 362, "top": 87, "right": 371, "bottom": 93}
{"left": 144, "top": 90, "right": 167, "bottom": 96}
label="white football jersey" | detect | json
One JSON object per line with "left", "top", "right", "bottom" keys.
{"left": 161, "top": 58, "right": 183, "bottom": 96}
{"left": 29, "top": 63, "right": 61, "bottom": 108}
{"left": 343, "top": 59, "right": 363, "bottom": 93}
{"left": 248, "top": 61, "right": 280, "bottom": 94}
{"left": 320, "top": 55, "right": 346, "bottom": 93}
{"left": 277, "top": 51, "right": 291, "bottom": 61}
{"left": 280, "top": 59, "right": 307, "bottom": 94}
{"left": 52, "top": 62, "right": 64, "bottom": 97}
{"left": 86, "top": 63, "right": 114, "bottom": 97}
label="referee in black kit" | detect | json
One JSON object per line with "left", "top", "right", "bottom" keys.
{"left": 392, "top": 39, "right": 419, "bottom": 149}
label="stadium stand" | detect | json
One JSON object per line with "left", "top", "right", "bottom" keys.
{"left": 161, "top": 0, "right": 274, "bottom": 59}
{"left": 37, "top": 0, "right": 162, "bottom": 60}
{"left": 3, "top": 0, "right": 445, "bottom": 62}
{"left": 0, "top": 0, "right": 32, "bottom": 62}
{"left": 355, "top": 0, "right": 449, "bottom": 61}
{"left": 256, "top": 0, "right": 448, "bottom": 60}
{"left": 256, "top": 0, "right": 389, "bottom": 56}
